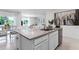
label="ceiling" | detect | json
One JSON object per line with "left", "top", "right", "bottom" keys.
{"left": 0, "top": 9, "right": 72, "bottom": 14}
{"left": 3, "top": 9, "right": 56, "bottom": 13}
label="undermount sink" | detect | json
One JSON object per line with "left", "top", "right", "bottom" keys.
{"left": 40, "top": 28, "right": 53, "bottom": 31}
{"left": 40, "top": 25, "right": 55, "bottom": 31}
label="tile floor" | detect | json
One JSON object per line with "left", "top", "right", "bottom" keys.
{"left": 0, "top": 34, "right": 16, "bottom": 50}
{"left": 57, "top": 36, "right": 79, "bottom": 50}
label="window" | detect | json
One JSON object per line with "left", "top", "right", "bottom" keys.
{"left": 0, "top": 16, "right": 5, "bottom": 25}
{"left": 0, "top": 16, "right": 16, "bottom": 26}
{"left": 21, "top": 17, "right": 30, "bottom": 27}
{"left": 7, "top": 16, "right": 16, "bottom": 26}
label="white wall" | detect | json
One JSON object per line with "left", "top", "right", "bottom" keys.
{"left": 62, "top": 26, "right": 79, "bottom": 39}
{"left": 16, "top": 13, "right": 22, "bottom": 27}
{"left": 22, "top": 13, "right": 45, "bottom": 17}
{"left": 0, "top": 10, "right": 17, "bottom": 16}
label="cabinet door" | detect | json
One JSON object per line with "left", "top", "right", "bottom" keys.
{"left": 49, "top": 31, "right": 58, "bottom": 50}
{"left": 34, "top": 40, "right": 48, "bottom": 50}
{"left": 16, "top": 34, "right": 21, "bottom": 50}
{"left": 21, "top": 35, "right": 34, "bottom": 50}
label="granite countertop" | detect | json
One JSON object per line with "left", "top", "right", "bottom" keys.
{"left": 15, "top": 28, "right": 61, "bottom": 40}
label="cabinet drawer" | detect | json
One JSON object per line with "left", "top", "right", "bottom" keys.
{"left": 34, "top": 39, "right": 48, "bottom": 50}
{"left": 34, "top": 35, "right": 48, "bottom": 45}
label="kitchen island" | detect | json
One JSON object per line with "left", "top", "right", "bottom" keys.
{"left": 15, "top": 28, "right": 62, "bottom": 50}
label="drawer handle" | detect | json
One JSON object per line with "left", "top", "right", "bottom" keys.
{"left": 17, "top": 48, "right": 19, "bottom": 50}
{"left": 16, "top": 37, "right": 19, "bottom": 39}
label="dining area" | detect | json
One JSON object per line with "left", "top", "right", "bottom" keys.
{"left": 0, "top": 26, "right": 17, "bottom": 50}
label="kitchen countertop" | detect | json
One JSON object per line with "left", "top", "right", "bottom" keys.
{"left": 15, "top": 28, "right": 62, "bottom": 40}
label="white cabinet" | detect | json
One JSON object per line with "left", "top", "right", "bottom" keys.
{"left": 34, "top": 35, "right": 48, "bottom": 45}
{"left": 34, "top": 35, "right": 48, "bottom": 50}
{"left": 16, "top": 30, "right": 59, "bottom": 50}
{"left": 16, "top": 34, "right": 21, "bottom": 50}
{"left": 49, "top": 31, "right": 58, "bottom": 50}
{"left": 20, "top": 35, "right": 34, "bottom": 50}
{"left": 16, "top": 34, "right": 48, "bottom": 50}
{"left": 34, "top": 40, "right": 48, "bottom": 50}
